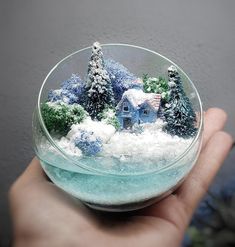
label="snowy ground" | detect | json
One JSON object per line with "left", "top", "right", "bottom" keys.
{"left": 43, "top": 117, "right": 197, "bottom": 206}
{"left": 54, "top": 118, "right": 193, "bottom": 166}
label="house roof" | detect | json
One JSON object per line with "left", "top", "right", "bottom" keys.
{"left": 117, "top": 88, "right": 161, "bottom": 111}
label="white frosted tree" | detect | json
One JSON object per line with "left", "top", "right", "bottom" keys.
{"left": 163, "top": 65, "right": 197, "bottom": 138}
{"left": 84, "top": 42, "right": 114, "bottom": 120}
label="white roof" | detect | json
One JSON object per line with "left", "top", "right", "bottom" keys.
{"left": 118, "top": 89, "right": 161, "bottom": 111}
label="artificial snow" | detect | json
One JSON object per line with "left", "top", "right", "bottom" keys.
{"left": 67, "top": 117, "right": 116, "bottom": 143}
{"left": 168, "top": 80, "right": 176, "bottom": 88}
{"left": 53, "top": 137, "right": 82, "bottom": 157}
{"left": 117, "top": 88, "right": 161, "bottom": 111}
{"left": 101, "top": 119, "right": 193, "bottom": 163}
{"left": 168, "top": 65, "right": 177, "bottom": 73}
{"left": 42, "top": 118, "right": 197, "bottom": 205}
{"left": 54, "top": 118, "right": 193, "bottom": 166}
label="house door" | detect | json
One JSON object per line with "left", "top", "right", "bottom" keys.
{"left": 123, "top": 118, "right": 132, "bottom": 129}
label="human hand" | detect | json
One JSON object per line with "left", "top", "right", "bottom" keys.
{"left": 9, "top": 108, "right": 233, "bottom": 247}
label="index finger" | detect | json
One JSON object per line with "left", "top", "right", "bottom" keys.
{"left": 177, "top": 131, "right": 233, "bottom": 218}
{"left": 202, "top": 108, "right": 228, "bottom": 148}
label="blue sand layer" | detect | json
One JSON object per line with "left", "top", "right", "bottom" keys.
{"left": 40, "top": 155, "right": 196, "bottom": 206}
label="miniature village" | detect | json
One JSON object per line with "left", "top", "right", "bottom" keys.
{"left": 41, "top": 42, "right": 197, "bottom": 162}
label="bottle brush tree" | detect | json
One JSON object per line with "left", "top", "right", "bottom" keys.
{"left": 163, "top": 65, "right": 197, "bottom": 138}
{"left": 84, "top": 42, "right": 115, "bottom": 120}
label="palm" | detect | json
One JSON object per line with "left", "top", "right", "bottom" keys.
{"left": 10, "top": 108, "right": 233, "bottom": 247}
{"left": 10, "top": 179, "right": 185, "bottom": 246}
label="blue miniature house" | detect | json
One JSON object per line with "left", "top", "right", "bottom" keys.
{"left": 116, "top": 88, "right": 161, "bottom": 129}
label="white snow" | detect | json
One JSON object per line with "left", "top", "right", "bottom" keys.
{"left": 54, "top": 118, "right": 193, "bottom": 166}
{"left": 168, "top": 80, "right": 176, "bottom": 88}
{"left": 168, "top": 65, "right": 177, "bottom": 73}
{"left": 67, "top": 117, "right": 116, "bottom": 143}
{"left": 101, "top": 119, "right": 193, "bottom": 163}
{"left": 46, "top": 101, "right": 69, "bottom": 110}
{"left": 92, "top": 41, "right": 101, "bottom": 54}
{"left": 103, "top": 109, "right": 116, "bottom": 118}
{"left": 46, "top": 101, "right": 61, "bottom": 108}
{"left": 51, "top": 89, "right": 62, "bottom": 96}
{"left": 117, "top": 88, "right": 161, "bottom": 112}
{"left": 53, "top": 137, "right": 82, "bottom": 157}
{"left": 121, "top": 89, "right": 155, "bottom": 108}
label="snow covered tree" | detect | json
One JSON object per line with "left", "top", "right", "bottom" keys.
{"left": 84, "top": 42, "right": 114, "bottom": 120}
{"left": 163, "top": 65, "right": 197, "bottom": 138}
{"left": 48, "top": 89, "right": 78, "bottom": 105}
{"left": 61, "top": 74, "right": 85, "bottom": 104}
{"left": 48, "top": 74, "right": 85, "bottom": 105}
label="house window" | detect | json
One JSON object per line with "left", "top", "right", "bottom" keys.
{"left": 143, "top": 109, "right": 149, "bottom": 115}
{"left": 123, "top": 102, "right": 129, "bottom": 112}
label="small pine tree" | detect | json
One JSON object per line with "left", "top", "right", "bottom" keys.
{"left": 84, "top": 42, "right": 114, "bottom": 120}
{"left": 163, "top": 65, "right": 197, "bottom": 138}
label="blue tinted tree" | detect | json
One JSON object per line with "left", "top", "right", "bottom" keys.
{"left": 104, "top": 59, "right": 138, "bottom": 104}
{"left": 61, "top": 74, "right": 85, "bottom": 104}
{"left": 48, "top": 74, "right": 85, "bottom": 105}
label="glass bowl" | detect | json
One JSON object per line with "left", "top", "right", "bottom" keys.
{"left": 32, "top": 44, "right": 203, "bottom": 212}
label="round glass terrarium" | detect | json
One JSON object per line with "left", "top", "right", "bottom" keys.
{"left": 33, "top": 44, "right": 203, "bottom": 212}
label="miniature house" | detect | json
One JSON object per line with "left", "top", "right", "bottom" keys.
{"left": 116, "top": 88, "right": 161, "bottom": 129}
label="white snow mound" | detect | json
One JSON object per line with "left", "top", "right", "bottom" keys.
{"left": 67, "top": 117, "right": 116, "bottom": 143}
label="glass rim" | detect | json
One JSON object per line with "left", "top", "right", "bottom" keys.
{"left": 37, "top": 43, "right": 204, "bottom": 176}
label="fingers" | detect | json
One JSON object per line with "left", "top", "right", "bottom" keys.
{"left": 177, "top": 131, "right": 233, "bottom": 218}
{"left": 202, "top": 108, "right": 227, "bottom": 148}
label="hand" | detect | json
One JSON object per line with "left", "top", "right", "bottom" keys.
{"left": 9, "top": 108, "right": 233, "bottom": 247}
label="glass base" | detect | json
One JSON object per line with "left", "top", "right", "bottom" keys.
{"left": 84, "top": 179, "right": 184, "bottom": 212}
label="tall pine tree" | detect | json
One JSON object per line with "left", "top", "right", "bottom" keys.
{"left": 84, "top": 42, "right": 114, "bottom": 120}
{"left": 163, "top": 65, "right": 197, "bottom": 138}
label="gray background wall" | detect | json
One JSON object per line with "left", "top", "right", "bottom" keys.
{"left": 0, "top": 0, "right": 235, "bottom": 246}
